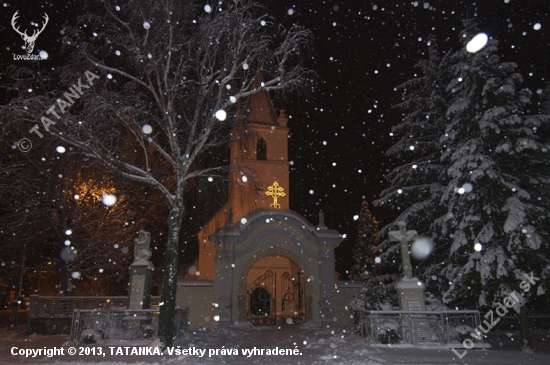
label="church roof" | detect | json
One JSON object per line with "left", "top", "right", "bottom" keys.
{"left": 243, "top": 68, "right": 279, "bottom": 126}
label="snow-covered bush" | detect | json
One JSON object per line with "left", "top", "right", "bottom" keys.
{"left": 350, "top": 277, "right": 397, "bottom": 311}
{"left": 80, "top": 329, "right": 101, "bottom": 344}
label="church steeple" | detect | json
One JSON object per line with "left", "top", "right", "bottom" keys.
{"left": 228, "top": 68, "right": 290, "bottom": 221}
{"left": 196, "top": 68, "right": 290, "bottom": 279}
{"left": 243, "top": 69, "right": 279, "bottom": 126}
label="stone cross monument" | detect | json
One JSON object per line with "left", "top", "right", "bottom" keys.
{"left": 388, "top": 221, "right": 416, "bottom": 279}
{"left": 388, "top": 221, "right": 426, "bottom": 311}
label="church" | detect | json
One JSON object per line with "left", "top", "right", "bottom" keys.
{"left": 176, "top": 70, "right": 360, "bottom": 329}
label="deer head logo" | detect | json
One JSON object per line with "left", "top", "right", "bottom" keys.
{"left": 11, "top": 11, "right": 49, "bottom": 54}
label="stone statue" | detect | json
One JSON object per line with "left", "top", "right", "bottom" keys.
{"left": 317, "top": 209, "right": 327, "bottom": 230}
{"left": 388, "top": 221, "right": 417, "bottom": 279}
{"left": 134, "top": 230, "right": 152, "bottom": 262}
{"left": 319, "top": 209, "right": 324, "bottom": 225}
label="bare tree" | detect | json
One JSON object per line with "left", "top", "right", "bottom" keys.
{"left": 2, "top": 0, "right": 312, "bottom": 345}
{"left": 0, "top": 136, "right": 147, "bottom": 297}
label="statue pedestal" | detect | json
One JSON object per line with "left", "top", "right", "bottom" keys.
{"left": 127, "top": 261, "right": 154, "bottom": 310}
{"left": 395, "top": 278, "right": 426, "bottom": 311}
{"left": 126, "top": 261, "right": 154, "bottom": 337}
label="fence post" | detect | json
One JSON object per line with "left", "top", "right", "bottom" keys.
{"left": 368, "top": 312, "right": 372, "bottom": 339}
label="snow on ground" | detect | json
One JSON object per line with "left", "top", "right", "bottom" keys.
{"left": 1, "top": 325, "right": 550, "bottom": 364}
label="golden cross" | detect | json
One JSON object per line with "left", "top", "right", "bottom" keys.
{"left": 265, "top": 181, "right": 286, "bottom": 208}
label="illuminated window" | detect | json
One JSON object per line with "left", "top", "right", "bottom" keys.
{"left": 256, "top": 138, "right": 267, "bottom": 160}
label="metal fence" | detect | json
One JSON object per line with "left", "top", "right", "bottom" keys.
{"left": 353, "top": 309, "right": 482, "bottom": 345}
{"left": 70, "top": 306, "right": 189, "bottom": 344}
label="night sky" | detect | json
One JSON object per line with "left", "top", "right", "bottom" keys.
{"left": 260, "top": 0, "right": 549, "bottom": 266}
{"left": 1, "top": 0, "right": 549, "bottom": 272}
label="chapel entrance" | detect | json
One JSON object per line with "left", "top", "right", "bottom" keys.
{"left": 246, "top": 255, "right": 305, "bottom": 325}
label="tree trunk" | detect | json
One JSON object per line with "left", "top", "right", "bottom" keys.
{"left": 59, "top": 261, "right": 69, "bottom": 296}
{"left": 158, "top": 201, "right": 184, "bottom": 347}
{"left": 519, "top": 306, "right": 534, "bottom": 351}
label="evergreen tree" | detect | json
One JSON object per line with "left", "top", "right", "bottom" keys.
{"left": 378, "top": 20, "right": 550, "bottom": 320}
{"left": 374, "top": 38, "right": 452, "bottom": 281}
{"left": 436, "top": 20, "right": 549, "bottom": 309}
{"left": 351, "top": 201, "right": 379, "bottom": 280}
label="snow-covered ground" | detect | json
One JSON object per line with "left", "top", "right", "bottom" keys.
{"left": 1, "top": 325, "right": 550, "bottom": 364}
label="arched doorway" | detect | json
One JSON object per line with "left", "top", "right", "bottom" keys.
{"left": 246, "top": 255, "right": 305, "bottom": 325}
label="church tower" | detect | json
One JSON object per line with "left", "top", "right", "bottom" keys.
{"left": 228, "top": 71, "right": 290, "bottom": 220}
{"left": 196, "top": 69, "right": 290, "bottom": 279}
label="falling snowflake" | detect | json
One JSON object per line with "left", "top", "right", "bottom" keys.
{"left": 102, "top": 194, "right": 117, "bottom": 207}
{"left": 215, "top": 109, "right": 227, "bottom": 121}
{"left": 466, "top": 33, "right": 488, "bottom": 53}
{"left": 142, "top": 124, "right": 152, "bottom": 134}
{"left": 410, "top": 237, "right": 434, "bottom": 260}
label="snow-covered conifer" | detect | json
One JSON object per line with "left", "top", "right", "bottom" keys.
{"left": 351, "top": 201, "right": 380, "bottom": 280}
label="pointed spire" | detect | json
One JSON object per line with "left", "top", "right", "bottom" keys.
{"left": 244, "top": 67, "right": 278, "bottom": 125}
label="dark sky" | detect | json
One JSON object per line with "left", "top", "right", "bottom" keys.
{"left": 260, "top": 0, "right": 549, "bottom": 231}
{"left": 2, "top": 0, "right": 549, "bottom": 270}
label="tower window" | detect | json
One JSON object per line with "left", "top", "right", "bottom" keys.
{"left": 256, "top": 138, "right": 267, "bottom": 160}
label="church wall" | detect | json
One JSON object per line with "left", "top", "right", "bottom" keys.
{"left": 176, "top": 281, "right": 217, "bottom": 329}
{"left": 234, "top": 219, "right": 319, "bottom": 256}
{"left": 228, "top": 160, "right": 289, "bottom": 222}
{"left": 254, "top": 124, "right": 288, "bottom": 161}
{"left": 334, "top": 281, "right": 364, "bottom": 328}
{"left": 196, "top": 204, "right": 230, "bottom": 280}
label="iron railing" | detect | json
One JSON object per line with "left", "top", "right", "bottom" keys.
{"left": 353, "top": 309, "right": 482, "bottom": 345}
{"left": 70, "top": 306, "right": 189, "bottom": 344}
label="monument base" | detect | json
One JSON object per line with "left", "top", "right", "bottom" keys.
{"left": 395, "top": 277, "right": 426, "bottom": 311}
{"left": 128, "top": 261, "right": 154, "bottom": 310}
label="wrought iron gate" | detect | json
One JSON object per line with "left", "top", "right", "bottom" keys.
{"left": 247, "top": 269, "right": 305, "bottom": 325}
{"left": 247, "top": 270, "right": 276, "bottom": 325}
{"left": 281, "top": 271, "right": 305, "bottom": 324}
